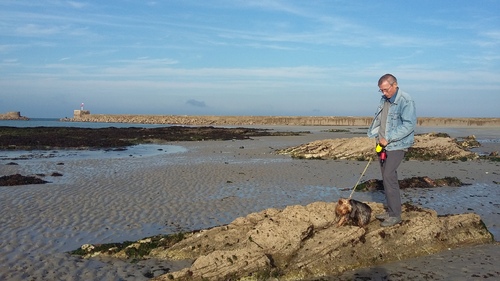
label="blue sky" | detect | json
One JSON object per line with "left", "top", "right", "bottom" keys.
{"left": 1, "top": 1, "right": 499, "bottom": 118}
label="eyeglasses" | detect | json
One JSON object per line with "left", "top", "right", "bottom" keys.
{"left": 378, "top": 84, "right": 393, "bottom": 93}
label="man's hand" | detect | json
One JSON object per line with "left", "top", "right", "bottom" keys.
{"left": 379, "top": 137, "right": 388, "bottom": 147}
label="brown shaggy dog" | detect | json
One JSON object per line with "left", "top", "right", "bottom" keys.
{"left": 335, "top": 198, "right": 372, "bottom": 227}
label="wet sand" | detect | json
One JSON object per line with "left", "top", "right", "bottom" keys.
{"left": 0, "top": 126, "right": 499, "bottom": 280}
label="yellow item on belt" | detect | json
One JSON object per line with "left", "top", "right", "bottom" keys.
{"left": 376, "top": 143, "right": 384, "bottom": 153}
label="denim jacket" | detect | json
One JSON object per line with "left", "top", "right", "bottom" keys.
{"left": 367, "top": 89, "right": 417, "bottom": 151}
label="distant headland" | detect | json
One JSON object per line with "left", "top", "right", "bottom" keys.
{"left": 0, "top": 111, "right": 29, "bottom": 120}
{"left": 62, "top": 110, "right": 500, "bottom": 127}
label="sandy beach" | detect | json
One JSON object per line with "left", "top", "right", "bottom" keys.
{"left": 1, "top": 126, "right": 499, "bottom": 280}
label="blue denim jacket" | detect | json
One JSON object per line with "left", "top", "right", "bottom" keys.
{"left": 367, "top": 89, "right": 417, "bottom": 151}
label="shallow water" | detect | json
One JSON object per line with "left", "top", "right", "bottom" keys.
{"left": 0, "top": 144, "right": 187, "bottom": 161}
{"left": 403, "top": 184, "right": 500, "bottom": 240}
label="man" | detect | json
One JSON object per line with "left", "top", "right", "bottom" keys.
{"left": 367, "top": 74, "right": 417, "bottom": 227}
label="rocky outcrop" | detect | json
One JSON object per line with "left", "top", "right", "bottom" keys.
{"left": 355, "top": 176, "right": 467, "bottom": 191}
{"left": 73, "top": 202, "right": 493, "bottom": 281}
{"left": 66, "top": 113, "right": 500, "bottom": 127}
{"left": 0, "top": 174, "right": 48, "bottom": 186}
{"left": 144, "top": 202, "right": 491, "bottom": 280}
{"left": 0, "top": 111, "right": 29, "bottom": 120}
{"left": 0, "top": 126, "right": 302, "bottom": 150}
{"left": 69, "top": 114, "right": 374, "bottom": 126}
{"left": 276, "top": 133, "right": 479, "bottom": 161}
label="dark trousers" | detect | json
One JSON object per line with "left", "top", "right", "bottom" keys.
{"left": 380, "top": 150, "right": 405, "bottom": 217}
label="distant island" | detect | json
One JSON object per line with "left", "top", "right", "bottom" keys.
{"left": 62, "top": 110, "right": 500, "bottom": 127}
{"left": 0, "top": 112, "right": 29, "bottom": 120}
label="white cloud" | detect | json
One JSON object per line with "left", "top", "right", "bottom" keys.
{"left": 16, "top": 24, "right": 64, "bottom": 36}
{"left": 67, "top": 1, "right": 87, "bottom": 9}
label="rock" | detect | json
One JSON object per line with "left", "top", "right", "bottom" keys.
{"left": 143, "top": 202, "right": 492, "bottom": 280}
{"left": 0, "top": 126, "right": 303, "bottom": 150}
{"left": 356, "top": 176, "right": 468, "bottom": 191}
{"left": 455, "top": 135, "right": 481, "bottom": 148}
{"left": 0, "top": 111, "right": 29, "bottom": 120}
{"left": 276, "top": 133, "right": 478, "bottom": 161}
{"left": 0, "top": 174, "right": 49, "bottom": 186}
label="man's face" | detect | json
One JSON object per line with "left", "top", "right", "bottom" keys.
{"left": 379, "top": 81, "right": 398, "bottom": 99}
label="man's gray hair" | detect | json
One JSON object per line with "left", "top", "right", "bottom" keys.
{"left": 378, "top": 74, "right": 397, "bottom": 86}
